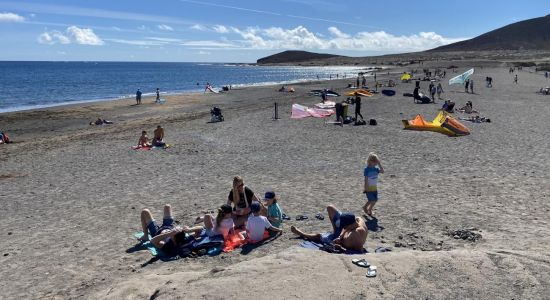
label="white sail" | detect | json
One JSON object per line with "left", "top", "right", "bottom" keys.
{"left": 449, "top": 68, "right": 474, "bottom": 85}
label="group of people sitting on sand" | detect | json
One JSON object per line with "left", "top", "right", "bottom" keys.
{"left": 136, "top": 153, "right": 385, "bottom": 256}
{"left": 457, "top": 101, "right": 477, "bottom": 114}
{"left": 137, "top": 125, "right": 166, "bottom": 148}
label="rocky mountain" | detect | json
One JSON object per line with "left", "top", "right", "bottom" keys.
{"left": 429, "top": 14, "right": 550, "bottom": 52}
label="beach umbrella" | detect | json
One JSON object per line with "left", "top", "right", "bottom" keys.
{"left": 449, "top": 68, "right": 474, "bottom": 85}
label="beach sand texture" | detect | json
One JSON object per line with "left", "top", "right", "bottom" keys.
{"left": 1, "top": 64, "right": 550, "bottom": 299}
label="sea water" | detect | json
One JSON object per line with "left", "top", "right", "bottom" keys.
{"left": 0, "top": 61, "right": 368, "bottom": 113}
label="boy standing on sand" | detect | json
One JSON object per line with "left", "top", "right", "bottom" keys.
{"left": 363, "top": 153, "right": 384, "bottom": 216}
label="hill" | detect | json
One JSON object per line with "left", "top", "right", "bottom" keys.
{"left": 256, "top": 50, "right": 344, "bottom": 64}
{"left": 430, "top": 14, "right": 550, "bottom": 52}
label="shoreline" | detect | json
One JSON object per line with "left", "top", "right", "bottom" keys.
{"left": 0, "top": 63, "right": 376, "bottom": 115}
{"left": 0, "top": 70, "right": 381, "bottom": 116}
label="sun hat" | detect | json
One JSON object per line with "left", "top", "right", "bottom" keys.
{"left": 264, "top": 191, "right": 276, "bottom": 200}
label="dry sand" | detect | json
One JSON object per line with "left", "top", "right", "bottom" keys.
{"left": 1, "top": 62, "right": 550, "bottom": 299}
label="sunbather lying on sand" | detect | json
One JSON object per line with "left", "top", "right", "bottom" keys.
{"left": 291, "top": 205, "right": 367, "bottom": 251}
{"left": 89, "top": 118, "right": 113, "bottom": 125}
{"left": 138, "top": 204, "right": 203, "bottom": 256}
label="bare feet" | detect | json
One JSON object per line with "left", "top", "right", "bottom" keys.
{"left": 290, "top": 225, "right": 302, "bottom": 237}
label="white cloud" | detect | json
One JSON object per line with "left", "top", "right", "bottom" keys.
{"left": 29, "top": 13, "right": 36, "bottom": 18}
{"left": 66, "top": 26, "right": 104, "bottom": 45}
{"left": 147, "top": 37, "right": 182, "bottom": 43}
{"left": 213, "top": 25, "right": 228, "bottom": 33}
{"left": 180, "top": 40, "right": 239, "bottom": 48}
{"left": 190, "top": 24, "right": 207, "bottom": 31}
{"left": 0, "top": 12, "right": 25, "bottom": 22}
{"left": 157, "top": 24, "right": 174, "bottom": 31}
{"left": 37, "top": 31, "right": 70, "bottom": 45}
{"left": 106, "top": 38, "right": 164, "bottom": 46}
{"left": 198, "top": 50, "right": 211, "bottom": 55}
{"left": 229, "top": 25, "right": 466, "bottom": 52}
{"left": 38, "top": 26, "right": 103, "bottom": 46}
{"left": 328, "top": 26, "right": 350, "bottom": 38}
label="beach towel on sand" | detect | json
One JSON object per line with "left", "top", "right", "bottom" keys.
{"left": 299, "top": 241, "right": 367, "bottom": 255}
{"left": 132, "top": 144, "right": 171, "bottom": 151}
{"left": 133, "top": 232, "right": 224, "bottom": 260}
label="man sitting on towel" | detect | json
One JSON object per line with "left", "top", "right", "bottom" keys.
{"left": 152, "top": 125, "right": 166, "bottom": 147}
{"left": 291, "top": 205, "right": 367, "bottom": 251}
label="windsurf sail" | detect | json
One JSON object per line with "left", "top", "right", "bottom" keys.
{"left": 449, "top": 68, "right": 474, "bottom": 85}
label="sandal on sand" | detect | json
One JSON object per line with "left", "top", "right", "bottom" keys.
{"left": 352, "top": 258, "right": 370, "bottom": 268}
{"left": 296, "top": 214, "right": 309, "bottom": 221}
{"left": 282, "top": 213, "right": 291, "bottom": 220}
{"left": 315, "top": 213, "right": 324, "bottom": 220}
{"left": 366, "top": 265, "right": 377, "bottom": 278}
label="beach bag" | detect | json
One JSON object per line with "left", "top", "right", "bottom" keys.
{"left": 369, "top": 119, "right": 377, "bottom": 126}
{"left": 343, "top": 116, "right": 354, "bottom": 124}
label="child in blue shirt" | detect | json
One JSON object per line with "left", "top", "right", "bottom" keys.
{"left": 363, "top": 153, "right": 384, "bottom": 216}
{"left": 263, "top": 191, "right": 283, "bottom": 228}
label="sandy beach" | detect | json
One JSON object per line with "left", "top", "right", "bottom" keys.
{"left": 1, "top": 61, "right": 550, "bottom": 299}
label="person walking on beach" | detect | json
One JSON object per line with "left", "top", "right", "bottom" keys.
{"left": 430, "top": 84, "right": 437, "bottom": 102}
{"left": 136, "top": 89, "right": 142, "bottom": 105}
{"left": 155, "top": 88, "right": 160, "bottom": 103}
{"left": 363, "top": 153, "right": 384, "bottom": 216}
{"left": 356, "top": 76, "right": 360, "bottom": 88}
{"left": 436, "top": 83, "right": 444, "bottom": 99}
{"left": 514, "top": 74, "right": 518, "bottom": 84}
{"left": 361, "top": 76, "right": 367, "bottom": 88}
{"left": 465, "top": 79, "right": 470, "bottom": 93}
{"left": 470, "top": 80, "right": 474, "bottom": 93}
{"left": 321, "top": 89, "right": 328, "bottom": 103}
{"left": 354, "top": 93, "right": 364, "bottom": 121}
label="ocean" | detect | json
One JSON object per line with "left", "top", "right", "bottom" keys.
{"left": 0, "top": 61, "right": 367, "bottom": 113}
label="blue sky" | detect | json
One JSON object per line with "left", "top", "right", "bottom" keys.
{"left": 0, "top": 0, "right": 548, "bottom": 62}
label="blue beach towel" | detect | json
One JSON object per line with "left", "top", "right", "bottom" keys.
{"left": 133, "top": 231, "right": 223, "bottom": 260}
{"left": 133, "top": 232, "right": 173, "bottom": 259}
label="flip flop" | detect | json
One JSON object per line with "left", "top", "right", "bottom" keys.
{"left": 351, "top": 258, "right": 370, "bottom": 268}
{"left": 282, "top": 213, "right": 291, "bottom": 220}
{"left": 375, "top": 247, "right": 392, "bottom": 253}
{"left": 295, "top": 214, "right": 309, "bottom": 221}
{"left": 366, "top": 265, "right": 377, "bottom": 278}
{"left": 315, "top": 213, "right": 324, "bottom": 220}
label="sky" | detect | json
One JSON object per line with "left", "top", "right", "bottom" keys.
{"left": 0, "top": 0, "right": 548, "bottom": 62}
